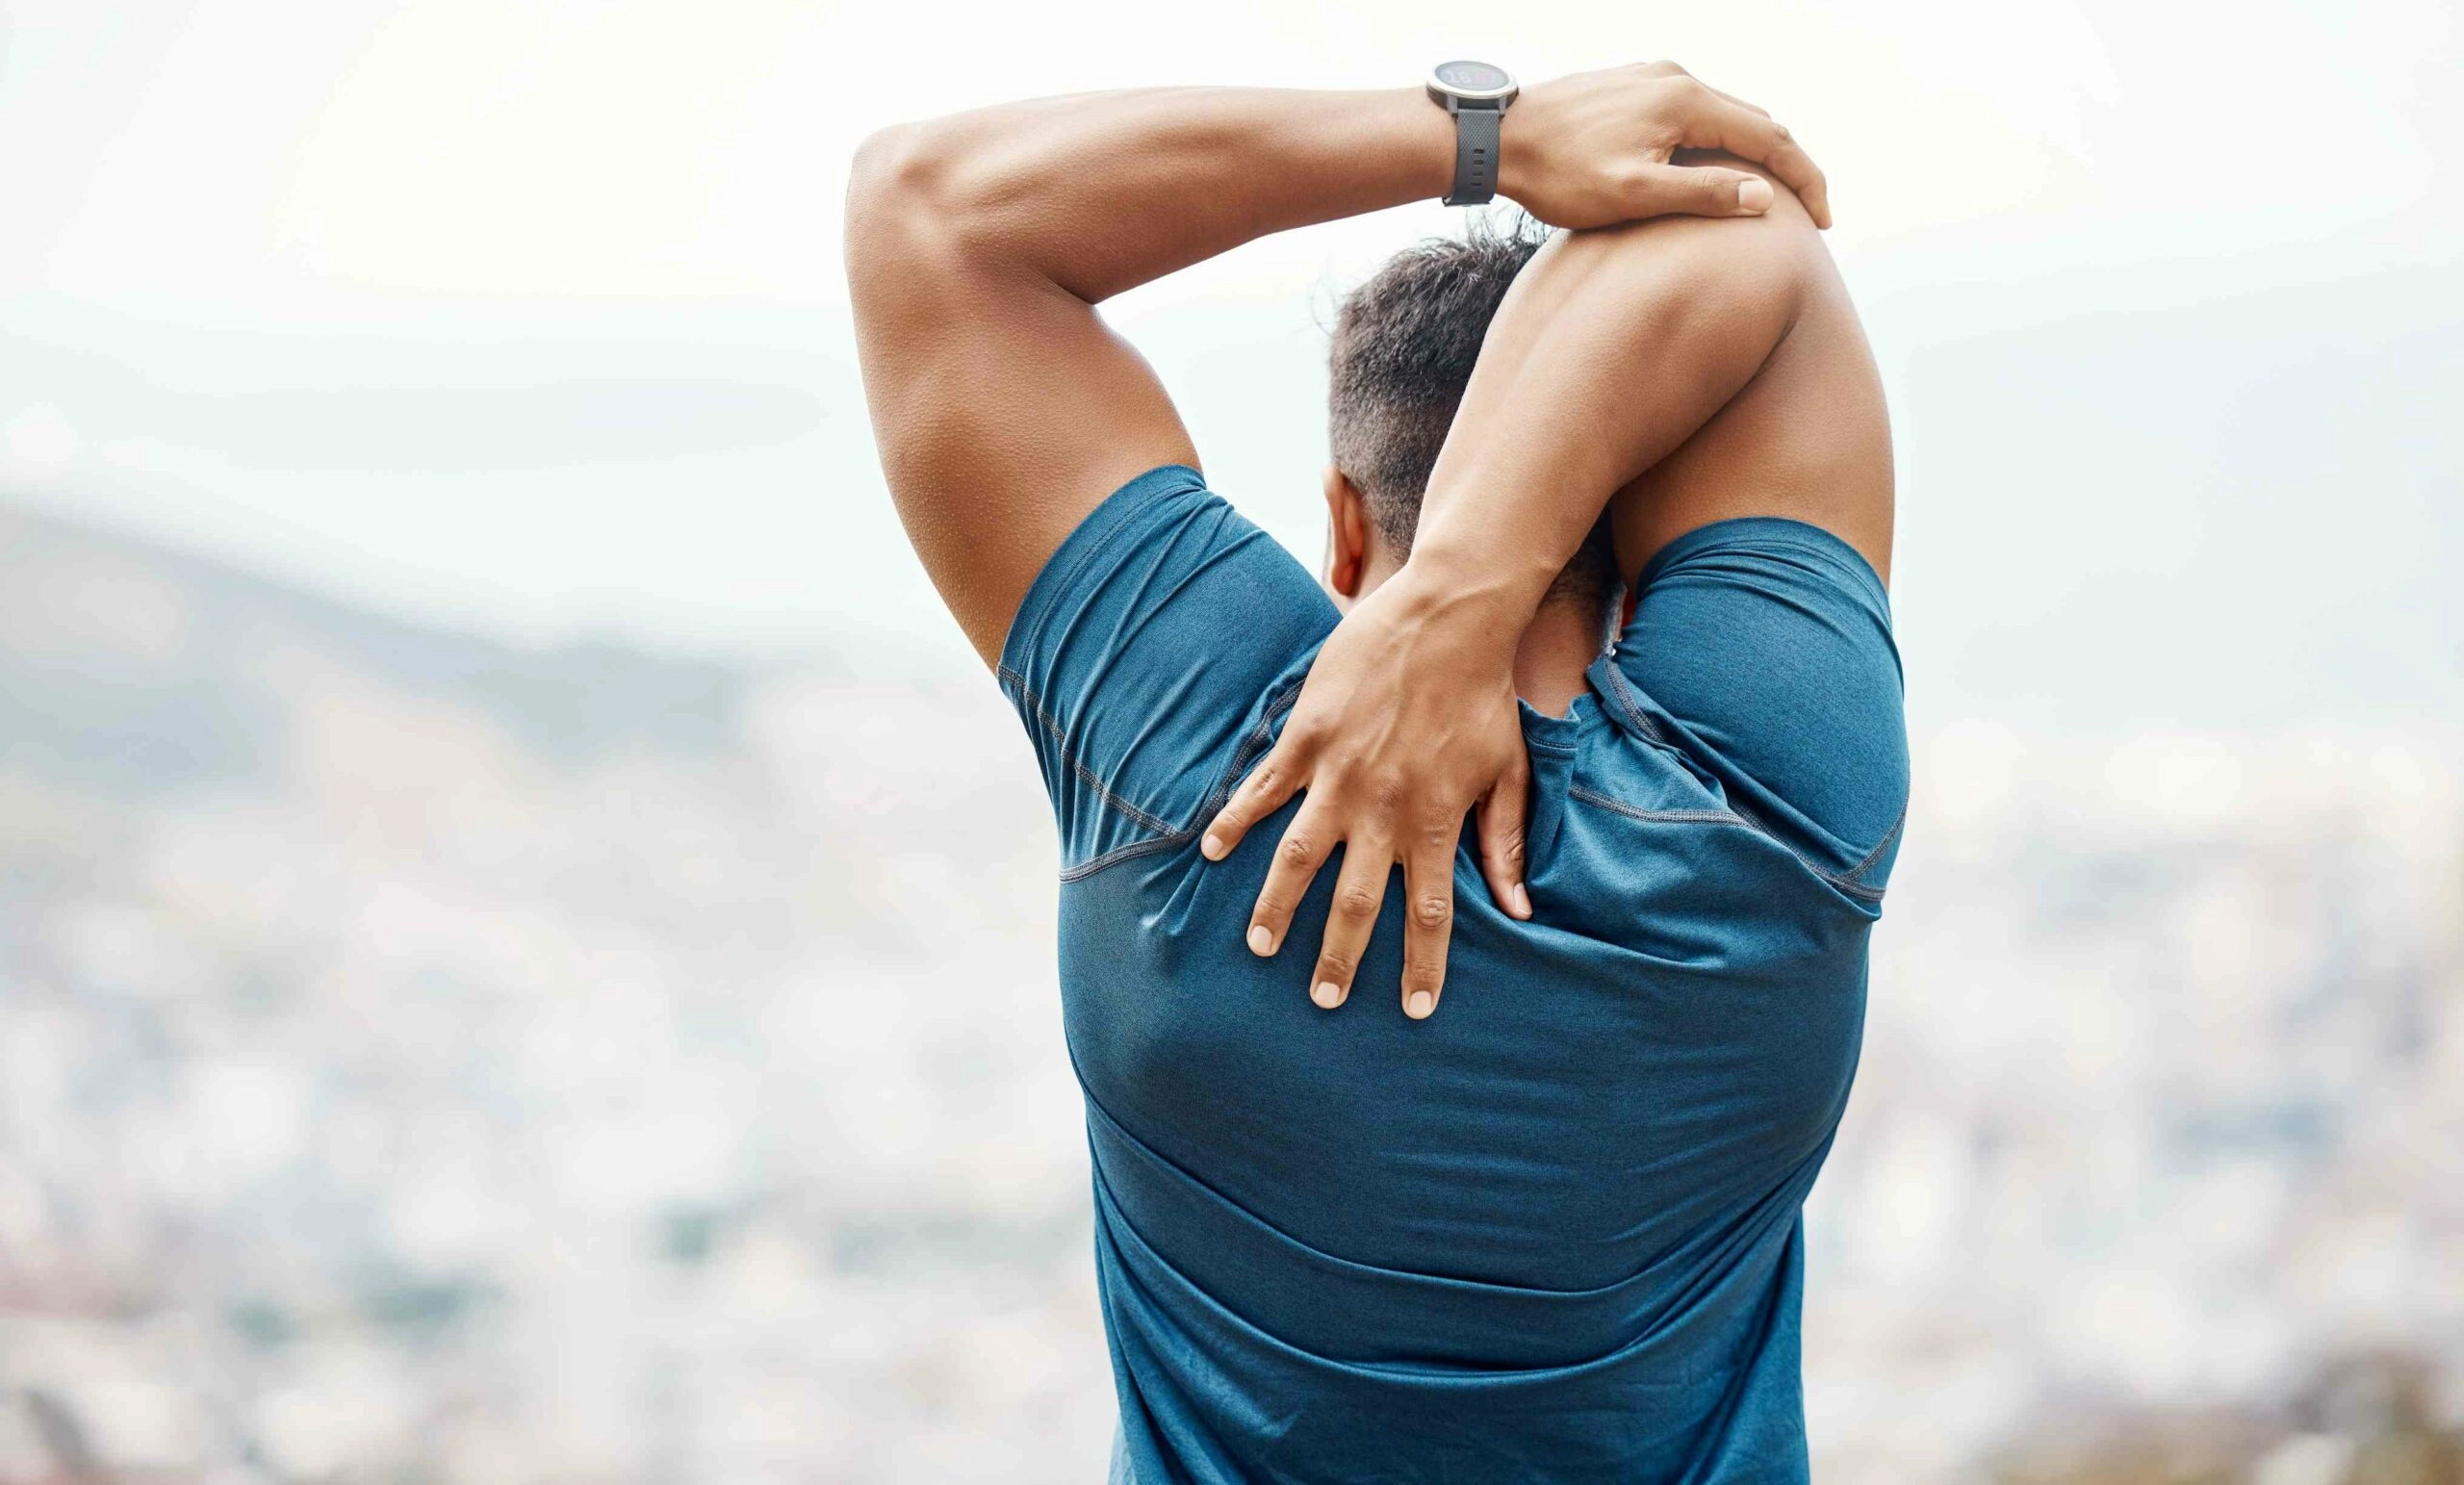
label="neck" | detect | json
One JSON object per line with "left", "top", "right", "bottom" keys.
{"left": 1510, "top": 599, "right": 1610, "bottom": 718}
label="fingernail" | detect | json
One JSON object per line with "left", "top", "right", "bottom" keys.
{"left": 1512, "top": 883, "right": 1532, "bottom": 918}
{"left": 1201, "top": 832, "right": 1225, "bottom": 860}
{"left": 1312, "top": 982, "right": 1345, "bottom": 1010}
{"left": 1247, "top": 925, "right": 1274, "bottom": 956}
{"left": 1405, "top": 989, "right": 1435, "bottom": 1020}
{"left": 1738, "top": 177, "right": 1773, "bottom": 212}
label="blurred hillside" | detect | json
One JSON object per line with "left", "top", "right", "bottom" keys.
{"left": 0, "top": 499, "right": 2457, "bottom": 1483}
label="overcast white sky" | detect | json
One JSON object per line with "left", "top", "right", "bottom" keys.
{"left": 2, "top": 0, "right": 2457, "bottom": 728}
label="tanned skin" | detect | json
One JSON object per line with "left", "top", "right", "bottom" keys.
{"left": 847, "top": 64, "right": 1868, "bottom": 1018}
{"left": 1313, "top": 156, "right": 1891, "bottom": 695}
{"left": 1226, "top": 155, "right": 1892, "bottom": 1014}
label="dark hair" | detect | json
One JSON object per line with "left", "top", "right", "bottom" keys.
{"left": 1327, "top": 216, "right": 1618, "bottom": 610}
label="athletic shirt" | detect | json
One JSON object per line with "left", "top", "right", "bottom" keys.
{"left": 997, "top": 466, "right": 1908, "bottom": 1483}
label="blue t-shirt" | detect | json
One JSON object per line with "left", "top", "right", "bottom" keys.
{"left": 997, "top": 466, "right": 1907, "bottom": 1484}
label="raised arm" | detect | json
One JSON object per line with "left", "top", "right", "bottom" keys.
{"left": 845, "top": 65, "right": 1825, "bottom": 665}
{"left": 1410, "top": 164, "right": 1850, "bottom": 593}
{"left": 1206, "top": 159, "right": 1856, "bottom": 1014}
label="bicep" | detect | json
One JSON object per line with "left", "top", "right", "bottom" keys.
{"left": 849, "top": 218, "right": 1197, "bottom": 667}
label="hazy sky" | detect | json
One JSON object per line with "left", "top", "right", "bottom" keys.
{"left": 2, "top": 0, "right": 2457, "bottom": 730}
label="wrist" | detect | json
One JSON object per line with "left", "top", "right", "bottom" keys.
{"left": 1495, "top": 105, "right": 1531, "bottom": 204}
{"left": 1384, "top": 549, "right": 1542, "bottom": 645}
{"left": 1406, "top": 508, "right": 1564, "bottom": 602}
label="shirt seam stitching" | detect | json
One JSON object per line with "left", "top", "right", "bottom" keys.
{"left": 999, "top": 664, "right": 1181, "bottom": 839}
{"left": 1565, "top": 785, "right": 1888, "bottom": 904}
{"left": 1033, "top": 671, "right": 1310, "bottom": 886}
{"left": 1059, "top": 831, "right": 1194, "bottom": 883}
{"left": 1565, "top": 788, "right": 1744, "bottom": 827}
{"left": 1589, "top": 663, "right": 1890, "bottom": 902}
{"left": 1193, "top": 674, "right": 1308, "bottom": 829}
{"left": 1837, "top": 804, "right": 1907, "bottom": 885}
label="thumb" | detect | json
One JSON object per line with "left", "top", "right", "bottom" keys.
{"left": 1626, "top": 164, "right": 1773, "bottom": 219}
{"left": 1476, "top": 752, "right": 1534, "bottom": 920}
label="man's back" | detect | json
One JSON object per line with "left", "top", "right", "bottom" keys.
{"left": 846, "top": 62, "right": 1891, "bottom": 1481}
{"left": 1001, "top": 469, "right": 1906, "bottom": 1480}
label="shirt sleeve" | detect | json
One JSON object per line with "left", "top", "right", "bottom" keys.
{"left": 996, "top": 464, "right": 1339, "bottom": 876}
{"left": 1603, "top": 517, "right": 1910, "bottom": 895}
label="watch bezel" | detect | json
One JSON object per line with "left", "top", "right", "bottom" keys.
{"left": 1424, "top": 60, "right": 1519, "bottom": 107}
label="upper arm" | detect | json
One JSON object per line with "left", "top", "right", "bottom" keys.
{"left": 1490, "top": 186, "right": 1817, "bottom": 490}
{"left": 1410, "top": 172, "right": 1818, "bottom": 602}
{"left": 1584, "top": 173, "right": 1906, "bottom": 886}
{"left": 1596, "top": 157, "right": 1894, "bottom": 587}
{"left": 845, "top": 125, "right": 1200, "bottom": 667}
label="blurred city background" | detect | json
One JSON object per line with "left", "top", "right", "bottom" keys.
{"left": 1, "top": 1, "right": 2458, "bottom": 1482}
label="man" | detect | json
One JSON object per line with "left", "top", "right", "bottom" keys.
{"left": 847, "top": 61, "right": 1903, "bottom": 1482}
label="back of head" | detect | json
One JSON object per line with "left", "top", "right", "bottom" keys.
{"left": 1327, "top": 218, "right": 1617, "bottom": 610}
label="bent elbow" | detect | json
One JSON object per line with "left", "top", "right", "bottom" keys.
{"left": 845, "top": 119, "right": 1007, "bottom": 304}
{"left": 845, "top": 122, "right": 975, "bottom": 312}
{"left": 844, "top": 122, "right": 936, "bottom": 250}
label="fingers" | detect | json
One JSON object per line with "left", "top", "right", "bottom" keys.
{"left": 1701, "top": 81, "right": 1771, "bottom": 119}
{"left": 1626, "top": 162, "right": 1775, "bottom": 220}
{"left": 1306, "top": 843, "right": 1392, "bottom": 1011}
{"left": 1764, "top": 129, "right": 1832, "bottom": 229}
{"left": 1398, "top": 830, "right": 1457, "bottom": 1020}
{"left": 1669, "top": 77, "right": 1833, "bottom": 229}
{"left": 1202, "top": 736, "right": 1305, "bottom": 862}
{"left": 1476, "top": 755, "right": 1534, "bottom": 921}
{"left": 1244, "top": 800, "right": 1336, "bottom": 961}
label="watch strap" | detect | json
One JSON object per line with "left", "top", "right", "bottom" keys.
{"left": 1443, "top": 102, "right": 1502, "bottom": 207}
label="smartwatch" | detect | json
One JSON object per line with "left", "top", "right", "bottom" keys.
{"left": 1425, "top": 60, "right": 1519, "bottom": 206}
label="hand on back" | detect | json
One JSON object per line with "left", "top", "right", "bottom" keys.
{"left": 1201, "top": 61, "right": 1828, "bottom": 1017}
{"left": 1200, "top": 561, "right": 1531, "bottom": 1019}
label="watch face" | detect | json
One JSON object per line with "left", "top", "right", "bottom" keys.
{"left": 1433, "top": 59, "right": 1514, "bottom": 97}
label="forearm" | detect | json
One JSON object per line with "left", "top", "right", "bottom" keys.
{"left": 854, "top": 88, "right": 1452, "bottom": 303}
{"left": 1401, "top": 203, "right": 1808, "bottom": 621}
